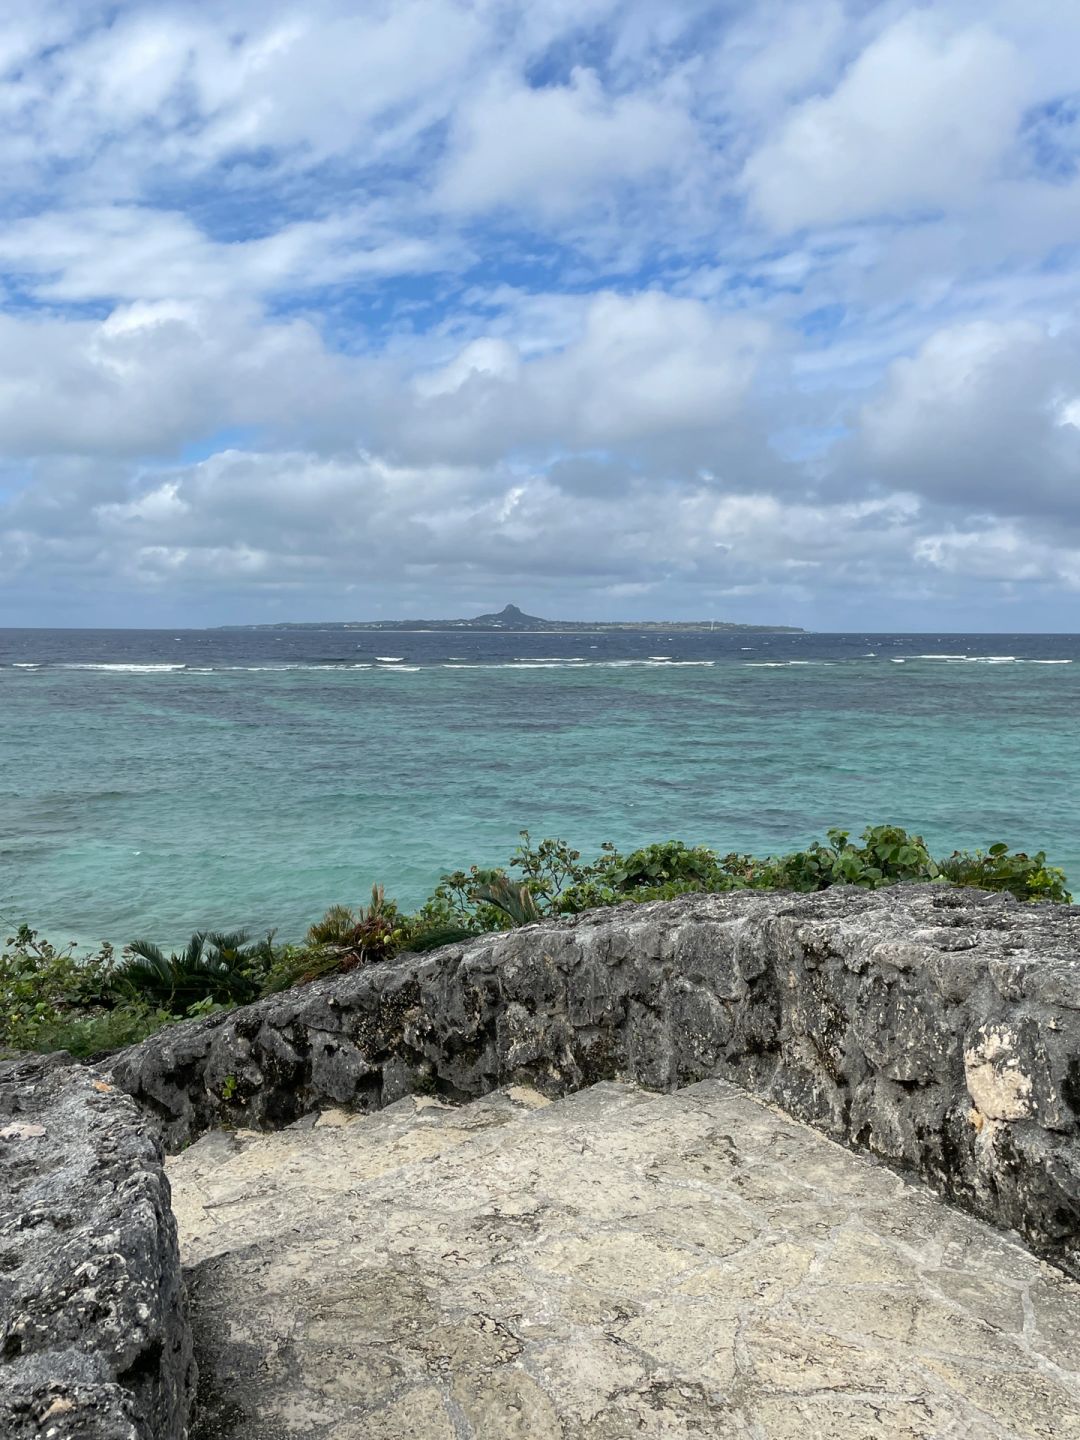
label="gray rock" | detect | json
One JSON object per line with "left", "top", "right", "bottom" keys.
{"left": 109, "top": 885, "right": 1080, "bottom": 1276}
{"left": 0, "top": 1056, "right": 194, "bottom": 1439}
{"left": 165, "top": 1079, "right": 1080, "bottom": 1440}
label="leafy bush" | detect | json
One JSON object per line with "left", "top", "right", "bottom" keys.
{"left": 405, "top": 824, "right": 1074, "bottom": 939}
{"left": 263, "top": 886, "right": 408, "bottom": 992}
{"left": 307, "top": 884, "right": 402, "bottom": 967}
{"left": 559, "top": 840, "right": 745, "bottom": 911}
{"left": 417, "top": 833, "right": 597, "bottom": 934}
{"left": 937, "top": 843, "right": 1070, "bottom": 903}
{"left": 28, "top": 1001, "right": 178, "bottom": 1060}
{"left": 507, "top": 833, "right": 600, "bottom": 904}
{"left": 0, "top": 925, "right": 227, "bottom": 1058}
{"left": 748, "top": 825, "right": 940, "bottom": 893}
{"left": 415, "top": 869, "right": 504, "bottom": 934}
{"left": 112, "top": 931, "right": 273, "bottom": 1014}
{"left": 0, "top": 926, "right": 116, "bottom": 1053}
{"left": 257, "top": 943, "right": 321, "bottom": 995}
{"left": 415, "top": 868, "right": 517, "bottom": 935}
{"left": 604, "top": 840, "right": 731, "bottom": 892}
{"left": 470, "top": 874, "right": 544, "bottom": 926}
{"left": 740, "top": 827, "right": 1071, "bottom": 902}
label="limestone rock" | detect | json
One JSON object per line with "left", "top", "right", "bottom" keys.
{"left": 0, "top": 1056, "right": 194, "bottom": 1439}
{"left": 167, "top": 1080, "right": 1080, "bottom": 1440}
{"left": 110, "top": 886, "right": 1080, "bottom": 1276}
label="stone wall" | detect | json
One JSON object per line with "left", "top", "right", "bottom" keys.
{"left": 0, "top": 1055, "right": 194, "bottom": 1439}
{"left": 109, "top": 885, "right": 1080, "bottom": 1277}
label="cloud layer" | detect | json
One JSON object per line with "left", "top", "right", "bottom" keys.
{"left": 1, "top": 0, "right": 1078, "bottom": 628}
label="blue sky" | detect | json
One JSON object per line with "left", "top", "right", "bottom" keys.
{"left": 0, "top": 0, "right": 1078, "bottom": 629}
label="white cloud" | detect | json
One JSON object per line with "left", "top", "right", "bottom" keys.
{"left": 0, "top": 300, "right": 346, "bottom": 456}
{"left": 743, "top": 15, "right": 1027, "bottom": 229}
{"left": 536, "top": 293, "right": 769, "bottom": 442}
{"left": 0, "top": 0, "right": 1078, "bottom": 627}
{"left": 415, "top": 339, "right": 521, "bottom": 399}
{"left": 855, "top": 319, "right": 1080, "bottom": 516}
{"left": 395, "top": 292, "right": 775, "bottom": 464}
{"left": 437, "top": 67, "right": 696, "bottom": 216}
{"left": 0, "top": 2, "right": 488, "bottom": 192}
{"left": 0, "top": 445, "right": 925, "bottom": 603}
{"left": 0, "top": 206, "right": 456, "bottom": 305}
{"left": 719, "top": 0, "right": 850, "bottom": 119}
{"left": 915, "top": 522, "right": 1080, "bottom": 589}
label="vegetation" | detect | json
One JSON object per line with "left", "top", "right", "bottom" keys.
{"left": 0, "top": 926, "right": 117, "bottom": 1054}
{"left": 262, "top": 885, "right": 410, "bottom": 992}
{"left": 113, "top": 931, "right": 272, "bottom": 1013}
{"left": 2, "top": 826, "right": 1070, "bottom": 1059}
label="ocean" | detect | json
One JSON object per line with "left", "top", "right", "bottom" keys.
{"left": 1, "top": 627, "right": 1077, "bottom": 949}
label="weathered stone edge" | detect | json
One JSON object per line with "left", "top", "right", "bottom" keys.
{"left": 0, "top": 1054, "right": 194, "bottom": 1440}
{"left": 108, "top": 884, "right": 1080, "bottom": 1278}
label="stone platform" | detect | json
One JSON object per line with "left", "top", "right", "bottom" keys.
{"left": 168, "top": 1081, "right": 1080, "bottom": 1440}
{"left": 113, "top": 887, "right": 1080, "bottom": 1279}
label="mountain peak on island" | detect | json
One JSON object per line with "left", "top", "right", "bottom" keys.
{"left": 470, "top": 603, "right": 542, "bottom": 627}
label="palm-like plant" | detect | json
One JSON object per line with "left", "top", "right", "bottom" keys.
{"left": 262, "top": 886, "right": 405, "bottom": 993}
{"left": 304, "top": 886, "right": 400, "bottom": 969}
{"left": 470, "top": 874, "right": 543, "bottom": 927}
{"left": 113, "top": 931, "right": 268, "bottom": 1013}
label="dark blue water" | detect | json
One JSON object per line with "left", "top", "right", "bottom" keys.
{"left": 2, "top": 626, "right": 1079, "bottom": 667}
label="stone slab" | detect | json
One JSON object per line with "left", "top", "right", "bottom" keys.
{"left": 168, "top": 1081, "right": 1080, "bottom": 1440}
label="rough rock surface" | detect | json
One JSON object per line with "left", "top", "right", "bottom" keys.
{"left": 110, "top": 886, "right": 1080, "bottom": 1275}
{"left": 0, "top": 1055, "right": 194, "bottom": 1439}
{"left": 168, "top": 1080, "right": 1080, "bottom": 1439}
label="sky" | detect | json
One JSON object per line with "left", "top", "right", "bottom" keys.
{"left": 0, "top": 1, "right": 1078, "bottom": 630}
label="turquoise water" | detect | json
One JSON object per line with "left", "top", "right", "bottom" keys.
{"left": 1, "top": 629, "right": 1078, "bottom": 947}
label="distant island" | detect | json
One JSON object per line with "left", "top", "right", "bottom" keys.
{"left": 217, "top": 603, "right": 806, "bottom": 635}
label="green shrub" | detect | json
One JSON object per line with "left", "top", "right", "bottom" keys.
{"left": 559, "top": 839, "right": 746, "bottom": 911}
{"left": 419, "top": 878, "right": 531, "bottom": 934}
{"left": 307, "top": 885, "right": 402, "bottom": 966}
{"left": 420, "top": 832, "right": 621, "bottom": 932}
{"left": 470, "top": 874, "right": 544, "bottom": 926}
{"left": 262, "top": 886, "right": 409, "bottom": 992}
{"left": 410, "top": 824, "right": 1072, "bottom": 935}
{"left": 258, "top": 943, "right": 321, "bottom": 995}
{"left": 0, "top": 924, "right": 236, "bottom": 1057}
{"left": 112, "top": 931, "right": 272, "bottom": 1014}
{"left": 306, "top": 886, "right": 401, "bottom": 964}
{"left": 748, "top": 825, "right": 940, "bottom": 893}
{"left": 28, "top": 1001, "right": 177, "bottom": 1059}
{"left": 0, "top": 926, "right": 116, "bottom": 1053}
{"left": 937, "top": 844, "right": 1070, "bottom": 903}
{"left": 507, "top": 833, "right": 599, "bottom": 904}
{"left": 604, "top": 840, "right": 732, "bottom": 892}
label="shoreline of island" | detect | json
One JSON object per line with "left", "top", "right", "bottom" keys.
{"left": 215, "top": 602, "right": 806, "bottom": 635}
{"left": 216, "top": 626, "right": 807, "bottom": 634}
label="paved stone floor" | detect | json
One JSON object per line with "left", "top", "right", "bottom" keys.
{"left": 167, "top": 1082, "right": 1080, "bottom": 1439}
